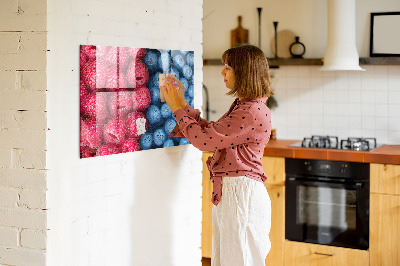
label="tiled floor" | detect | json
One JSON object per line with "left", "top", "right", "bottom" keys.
{"left": 202, "top": 257, "right": 211, "bottom": 266}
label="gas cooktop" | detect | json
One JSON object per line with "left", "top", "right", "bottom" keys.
{"left": 289, "top": 135, "right": 382, "bottom": 151}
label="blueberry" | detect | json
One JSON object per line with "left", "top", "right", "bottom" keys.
{"left": 170, "top": 67, "right": 180, "bottom": 80}
{"left": 139, "top": 133, "right": 153, "bottom": 150}
{"left": 158, "top": 52, "right": 171, "bottom": 72}
{"left": 160, "top": 103, "right": 172, "bottom": 118}
{"left": 153, "top": 128, "right": 166, "bottom": 146}
{"left": 163, "top": 138, "right": 175, "bottom": 148}
{"left": 149, "top": 72, "right": 162, "bottom": 88}
{"left": 188, "top": 84, "right": 194, "bottom": 98}
{"left": 149, "top": 87, "right": 161, "bottom": 105}
{"left": 185, "top": 95, "right": 191, "bottom": 106}
{"left": 164, "top": 118, "right": 177, "bottom": 135}
{"left": 172, "top": 53, "right": 185, "bottom": 71}
{"left": 186, "top": 52, "right": 194, "bottom": 66}
{"left": 179, "top": 137, "right": 190, "bottom": 146}
{"left": 146, "top": 105, "right": 162, "bottom": 125}
{"left": 182, "top": 65, "right": 193, "bottom": 80}
{"left": 180, "top": 78, "right": 189, "bottom": 93}
{"left": 144, "top": 49, "right": 160, "bottom": 73}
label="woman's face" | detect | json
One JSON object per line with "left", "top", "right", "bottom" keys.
{"left": 220, "top": 64, "right": 235, "bottom": 89}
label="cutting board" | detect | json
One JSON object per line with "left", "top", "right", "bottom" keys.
{"left": 231, "top": 16, "right": 249, "bottom": 48}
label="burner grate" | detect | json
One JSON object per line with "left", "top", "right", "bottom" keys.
{"left": 301, "top": 135, "right": 339, "bottom": 149}
{"left": 340, "top": 137, "right": 377, "bottom": 151}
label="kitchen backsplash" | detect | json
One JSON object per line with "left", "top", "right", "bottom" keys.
{"left": 203, "top": 65, "right": 400, "bottom": 144}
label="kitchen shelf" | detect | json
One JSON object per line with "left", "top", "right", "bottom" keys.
{"left": 203, "top": 58, "right": 323, "bottom": 68}
{"left": 203, "top": 57, "right": 400, "bottom": 67}
{"left": 359, "top": 57, "right": 400, "bottom": 65}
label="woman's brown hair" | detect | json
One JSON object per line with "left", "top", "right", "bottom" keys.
{"left": 221, "top": 44, "right": 273, "bottom": 99}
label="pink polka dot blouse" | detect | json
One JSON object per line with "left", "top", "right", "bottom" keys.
{"left": 169, "top": 97, "right": 272, "bottom": 206}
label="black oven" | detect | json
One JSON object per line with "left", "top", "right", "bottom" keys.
{"left": 285, "top": 158, "right": 369, "bottom": 250}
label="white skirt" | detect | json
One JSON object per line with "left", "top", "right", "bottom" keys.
{"left": 212, "top": 176, "right": 271, "bottom": 266}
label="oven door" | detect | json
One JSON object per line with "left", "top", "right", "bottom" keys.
{"left": 285, "top": 177, "right": 369, "bottom": 250}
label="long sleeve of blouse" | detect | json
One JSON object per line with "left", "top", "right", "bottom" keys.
{"left": 170, "top": 97, "right": 271, "bottom": 205}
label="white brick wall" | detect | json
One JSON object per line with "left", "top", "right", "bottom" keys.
{"left": 46, "top": 1, "right": 203, "bottom": 266}
{"left": 0, "top": 0, "right": 48, "bottom": 265}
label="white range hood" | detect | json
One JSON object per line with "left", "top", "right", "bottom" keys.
{"left": 320, "top": 0, "right": 365, "bottom": 71}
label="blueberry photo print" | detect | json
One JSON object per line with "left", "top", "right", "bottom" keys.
{"left": 80, "top": 45, "right": 194, "bottom": 158}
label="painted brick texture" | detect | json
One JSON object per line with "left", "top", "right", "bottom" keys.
{"left": 0, "top": 0, "right": 47, "bottom": 265}
{"left": 46, "top": 0, "right": 204, "bottom": 265}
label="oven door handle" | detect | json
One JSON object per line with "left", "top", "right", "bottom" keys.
{"left": 286, "top": 177, "right": 364, "bottom": 189}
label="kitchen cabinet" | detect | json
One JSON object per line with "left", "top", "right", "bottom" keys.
{"left": 284, "top": 241, "right": 369, "bottom": 266}
{"left": 202, "top": 152, "right": 213, "bottom": 258}
{"left": 201, "top": 154, "right": 286, "bottom": 265}
{"left": 370, "top": 163, "right": 400, "bottom": 195}
{"left": 370, "top": 163, "right": 400, "bottom": 266}
{"left": 261, "top": 156, "right": 285, "bottom": 266}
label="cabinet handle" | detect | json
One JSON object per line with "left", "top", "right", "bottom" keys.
{"left": 314, "top": 252, "right": 335, "bottom": 257}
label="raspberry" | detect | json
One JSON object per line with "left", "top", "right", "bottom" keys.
{"left": 96, "top": 144, "right": 120, "bottom": 156}
{"left": 130, "top": 48, "right": 147, "bottom": 59}
{"left": 118, "top": 47, "right": 133, "bottom": 71}
{"left": 105, "top": 67, "right": 128, "bottom": 89}
{"left": 103, "top": 118, "right": 126, "bottom": 145}
{"left": 80, "top": 52, "right": 88, "bottom": 72}
{"left": 126, "top": 59, "right": 149, "bottom": 88}
{"left": 121, "top": 138, "right": 141, "bottom": 153}
{"left": 82, "top": 60, "right": 106, "bottom": 91}
{"left": 105, "top": 46, "right": 118, "bottom": 68}
{"left": 132, "top": 86, "right": 151, "bottom": 112}
{"left": 96, "top": 46, "right": 110, "bottom": 59}
{"left": 81, "top": 45, "right": 96, "bottom": 60}
{"left": 80, "top": 119, "right": 103, "bottom": 149}
{"left": 81, "top": 92, "right": 108, "bottom": 121}
{"left": 80, "top": 146, "right": 94, "bottom": 158}
{"left": 125, "top": 111, "right": 148, "bottom": 138}
{"left": 80, "top": 81, "right": 88, "bottom": 99}
{"left": 108, "top": 91, "right": 133, "bottom": 118}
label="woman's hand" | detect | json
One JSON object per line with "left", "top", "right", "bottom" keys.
{"left": 161, "top": 75, "right": 187, "bottom": 113}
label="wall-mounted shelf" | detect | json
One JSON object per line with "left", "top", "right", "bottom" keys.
{"left": 359, "top": 57, "right": 400, "bottom": 65}
{"left": 203, "top": 57, "right": 400, "bottom": 67}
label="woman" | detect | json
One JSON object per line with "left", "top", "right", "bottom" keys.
{"left": 161, "top": 44, "right": 273, "bottom": 266}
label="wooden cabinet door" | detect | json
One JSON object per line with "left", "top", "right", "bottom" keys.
{"left": 262, "top": 156, "right": 285, "bottom": 186}
{"left": 370, "top": 193, "right": 400, "bottom": 266}
{"left": 370, "top": 163, "right": 400, "bottom": 195}
{"left": 264, "top": 184, "right": 284, "bottom": 266}
{"left": 202, "top": 152, "right": 213, "bottom": 258}
{"left": 284, "top": 241, "right": 369, "bottom": 266}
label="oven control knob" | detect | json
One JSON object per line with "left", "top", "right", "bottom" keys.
{"left": 340, "top": 164, "right": 347, "bottom": 174}
{"left": 305, "top": 162, "right": 312, "bottom": 171}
